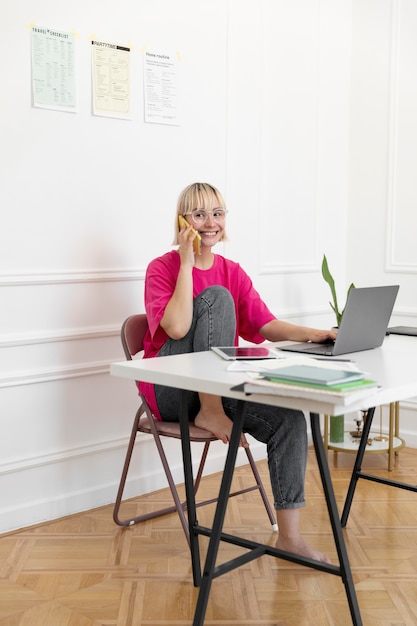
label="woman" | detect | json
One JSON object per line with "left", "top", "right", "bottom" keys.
{"left": 140, "top": 182, "right": 336, "bottom": 562}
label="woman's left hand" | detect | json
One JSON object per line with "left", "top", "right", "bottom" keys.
{"left": 308, "top": 328, "right": 338, "bottom": 343}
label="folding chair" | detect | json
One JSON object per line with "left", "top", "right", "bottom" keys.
{"left": 113, "top": 314, "right": 278, "bottom": 545}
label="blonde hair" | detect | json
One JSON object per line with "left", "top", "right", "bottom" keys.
{"left": 173, "top": 182, "right": 228, "bottom": 244}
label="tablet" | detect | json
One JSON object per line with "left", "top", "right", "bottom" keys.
{"left": 211, "top": 346, "right": 276, "bottom": 360}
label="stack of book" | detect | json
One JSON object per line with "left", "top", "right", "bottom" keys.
{"left": 241, "top": 363, "right": 379, "bottom": 406}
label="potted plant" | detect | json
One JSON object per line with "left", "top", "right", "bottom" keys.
{"left": 321, "top": 254, "right": 355, "bottom": 328}
{"left": 321, "top": 254, "right": 356, "bottom": 443}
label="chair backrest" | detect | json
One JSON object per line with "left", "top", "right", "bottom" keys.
{"left": 121, "top": 314, "right": 149, "bottom": 360}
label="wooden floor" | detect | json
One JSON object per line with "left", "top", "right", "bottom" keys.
{"left": 2, "top": 446, "right": 417, "bottom": 626}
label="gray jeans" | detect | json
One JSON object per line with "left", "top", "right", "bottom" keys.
{"left": 154, "top": 285, "right": 307, "bottom": 510}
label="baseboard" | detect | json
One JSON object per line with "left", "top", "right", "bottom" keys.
{"left": 2, "top": 403, "right": 416, "bottom": 535}
{"left": 0, "top": 436, "right": 267, "bottom": 535}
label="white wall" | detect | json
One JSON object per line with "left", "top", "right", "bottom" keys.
{"left": 1, "top": 0, "right": 231, "bottom": 533}
{"left": 226, "top": 0, "right": 352, "bottom": 317}
{"left": 347, "top": 0, "right": 417, "bottom": 452}
{"left": 1, "top": 0, "right": 416, "bottom": 534}
{"left": 348, "top": 0, "right": 417, "bottom": 318}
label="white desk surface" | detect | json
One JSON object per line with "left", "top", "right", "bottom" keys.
{"left": 110, "top": 335, "right": 417, "bottom": 416}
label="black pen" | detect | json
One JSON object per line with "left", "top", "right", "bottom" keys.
{"left": 312, "top": 357, "right": 355, "bottom": 363}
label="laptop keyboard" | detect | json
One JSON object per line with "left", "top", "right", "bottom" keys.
{"left": 303, "top": 342, "right": 335, "bottom": 355}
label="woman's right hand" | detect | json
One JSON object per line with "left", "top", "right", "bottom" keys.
{"left": 161, "top": 222, "right": 195, "bottom": 338}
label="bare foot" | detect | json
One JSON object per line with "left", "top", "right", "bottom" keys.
{"left": 276, "top": 534, "right": 331, "bottom": 564}
{"left": 195, "top": 408, "right": 249, "bottom": 448}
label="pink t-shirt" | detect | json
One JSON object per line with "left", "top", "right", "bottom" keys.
{"left": 139, "top": 250, "right": 275, "bottom": 419}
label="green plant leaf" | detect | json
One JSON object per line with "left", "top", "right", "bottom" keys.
{"left": 321, "top": 254, "right": 340, "bottom": 321}
{"left": 340, "top": 282, "right": 356, "bottom": 320}
{"left": 322, "top": 255, "right": 355, "bottom": 327}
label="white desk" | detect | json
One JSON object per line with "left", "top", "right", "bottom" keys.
{"left": 111, "top": 334, "right": 417, "bottom": 626}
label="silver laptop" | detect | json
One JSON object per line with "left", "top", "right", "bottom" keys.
{"left": 279, "top": 285, "right": 399, "bottom": 357}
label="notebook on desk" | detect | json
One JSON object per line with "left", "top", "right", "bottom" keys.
{"left": 387, "top": 326, "right": 417, "bottom": 337}
{"left": 279, "top": 285, "right": 399, "bottom": 357}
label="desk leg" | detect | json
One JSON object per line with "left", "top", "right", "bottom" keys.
{"left": 310, "top": 412, "right": 362, "bottom": 625}
{"left": 395, "top": 401, "right": 400, "bottom": 457}
{"left": 192, "top": 399, "right": 246, "bottom": 626}
{"left": 388, "top": 403, "right": 395, "bottom": 471}
{"left": 324, "top": 414, "right": 329, "bottom": 452}
{"left": 179, "top": 390, "right": 202, "bottom": 587}
{"left": 340, "top": 407, "right": 376, "bottom": 528}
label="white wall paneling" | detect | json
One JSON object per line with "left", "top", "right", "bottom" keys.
{"left": 386, "top": 0, "right": 417, "bottom": 271}
{"left": 225, "top": 0, "right": 351, "bottom": 321}
{"left": 2, "top": 0, "right": 417, "bottom": 534}
{"left": 259, "top": 0, "right": 320, "bottom": 274}
{"left": 0, "top": 0, "right": 255, "bottom": 533}
{"left": 348, "top": 0, "right": 417, "bottom": 319}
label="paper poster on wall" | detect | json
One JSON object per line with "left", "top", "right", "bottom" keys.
{"left": 91, "top": 40, "right": 131, "bottom": 119}
{"left": 31, "top": 26, "right": 77, "bottom": 112}
{"left": 144, "top": 50, "right": 181, "bottom": 126}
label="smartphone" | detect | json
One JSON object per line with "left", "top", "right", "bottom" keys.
{"left": 178, "top": 215, "right": 201, "bottom": 255}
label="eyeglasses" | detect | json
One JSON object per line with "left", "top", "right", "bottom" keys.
{"left": 184, "top": 208, "right": 228, "bottom": 224}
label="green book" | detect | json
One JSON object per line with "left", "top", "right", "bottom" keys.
{"left": 259, "top": 364, "right": 365, "bottom": 387}
{"left": 263, "top": 375, "right": 377, "bottom": 393}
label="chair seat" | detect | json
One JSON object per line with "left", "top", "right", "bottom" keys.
{"left": 138, "top": 415, "right": 217, "bottom": 442}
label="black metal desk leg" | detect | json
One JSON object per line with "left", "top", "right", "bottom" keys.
{"left": 340, "top": 407, "right": 375, "bottom": 528}
{"left": 192, "top": 399, "right": 246, "bottom": 626}
{"left": 179, "top": 390, "right": 201, "bottom": 587}
{"left": 310, "top": 412, "right": 362, "bottom": 626}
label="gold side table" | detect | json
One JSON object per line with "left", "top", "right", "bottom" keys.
{"left": 323, "top": 402, "right": 405, "bottom": 471}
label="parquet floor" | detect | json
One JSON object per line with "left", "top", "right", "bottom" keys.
{"left": 2, "top": 447, "right": 417, "bottom": 625}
